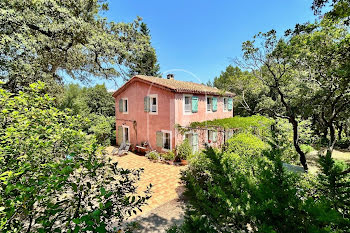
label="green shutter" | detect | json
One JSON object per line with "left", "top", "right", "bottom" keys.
{"left": 119, "top": 99, "right": 123, "bottom": 112}
{"left": 117, "top": 126, "right": 123, "bottom": 144}
{"left": 228, "top": 98, "right": 233, "bottom": 111}
{"left": 192, "top": 96, "right": 198, "bottom": 113}
{"left": 144, "top": 96, "right": 150, "bottom": 112}
{"left": 156, "top": 131, "right": 163, "bottom": 147}
{"left": 212, "top": 97, "right": 217, "bottom": 112}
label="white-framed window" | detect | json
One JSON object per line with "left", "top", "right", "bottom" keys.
{"left": 162, "top": 130, "right": 172, "bottom": 150}
{"left": 223, "top": 97, "right": 228, "bottom": 112}
{"left": 184, "top": 132, "right": 199, "bottom": 152}
{"left": 122, "top": 125, "right": 130, "bottom": 143}
{"left": 149, "top": 94, "right": 158, "bottom": 114}
{"left": 183, "top": 94, "right": 192, "bottom": 114}
{"left": 206, "top": 96, "right": 213, "bottom": 112}
{"left": 224, "top": 129, "right": 234, "bottom": 142}
{"left": 207, "top": 130, "right": 217, "bottom": 143}
{"left": 122, "top": 98, "right": 128, "bottom": 114}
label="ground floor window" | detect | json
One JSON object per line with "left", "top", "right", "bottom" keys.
{"left": 163, "top": 132, "right": 171, "bottom": 150}
{"left": 207, "top": 130, "right": 217, "bottom": 143}
{"left": 156, "top": 130, "right": 172, "bottom": 150}
{"left": 185, "top": 132, "right": 199, "bottom": 152}
{"left": 122, "top": 126, "right": 129, "bottom": 143}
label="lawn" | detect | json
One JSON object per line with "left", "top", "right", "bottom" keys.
{"left": 307, "top": 149, "right": 350, "bottom": 173}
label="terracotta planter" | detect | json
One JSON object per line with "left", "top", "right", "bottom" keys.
{"left": 166, "top": 160, "right": 174, "bottom": 165}
{"left": 180, "top": 159, "right": 188, "bottom": 165}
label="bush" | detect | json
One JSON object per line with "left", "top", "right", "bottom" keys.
{"left": 176, "top": 139, "right": 192, "bottom": 160}
{"left": 318, "top": 152, "right": 350, "bottom": 224}
{"left": 147, "top": 151, "right": 159, "bottom": 161}
{"left": 162, "top": 151, "right": 175, "bottom": 161}
{"left": 178, "top": 140, "right": 347, "bottom": 232}
{"left": 88, "top": 114, "right": 115, "bottom": 145}
{"left": 0, "top": 83, "right": 151, "bottom": 232}
{"left": 224, "top": 132, "right": 268, "bottom": 157}
{"left": 300, "top": 144, "right": 315, "bottom": 154}
{"left": 335, "top": 137, "right": 350, "bottom": 149}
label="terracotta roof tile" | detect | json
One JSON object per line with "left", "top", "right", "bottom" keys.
{"left": 113, "top": 75, "right": 235, "bottom": 97}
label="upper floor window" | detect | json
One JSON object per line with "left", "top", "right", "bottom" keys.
{"left": 184, "top": 95, "right": 192, "bottom": 113}
{"left": 207, "top": 96, "right": 217, "bottom": 112}
{"left": 144, "top": 94, "right": 158, "bottom": 114}
{"left": 223, "top": 97, "right": 228, "bottom": 111}
{"left": 123, "top": 99, "right": 128, "bottom": 113}
{"left": 207, "top": 97, "right": 212, "bottom": 112}
{"left": 119, "top": 98, "right": 128, "bottom": 114}
{"left": 150, "top": 96, "right": 157, "bottom": 113}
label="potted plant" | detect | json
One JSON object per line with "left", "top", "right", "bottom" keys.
{"left": 176, "top": 139, "right": 192, "bottom": 165}
{"left": 146, "top": 151, "right": 159, "bottom": 162}
{"left": 161, "top": 151, "right": 175, "bottom": 165}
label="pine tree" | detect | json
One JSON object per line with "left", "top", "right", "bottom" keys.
{"left": 128, "top": 23, "right": 161, "bottom": 78}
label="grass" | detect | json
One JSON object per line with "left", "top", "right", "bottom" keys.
{"left": 307, "top": 149, "right": 350, "bottom": 173}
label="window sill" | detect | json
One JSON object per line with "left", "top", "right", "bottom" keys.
{"left": 149, "top": 112, "right": 158, "bottom": 115}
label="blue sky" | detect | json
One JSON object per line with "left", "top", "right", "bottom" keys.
{"left": 67, "top": 0, "right": 317, "bottom": 91}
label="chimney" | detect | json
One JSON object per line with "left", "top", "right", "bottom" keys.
{"left": 167, "top": 74, "right": 174, "bottom": 80}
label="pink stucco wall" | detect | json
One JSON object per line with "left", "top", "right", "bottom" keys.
{"left": 115, "top": 80, "right": 176, "bottom": 152}
{"left": 174, "top": 93, "right": 233, "bottom": 127}
{"left": 114, "top": 80, "right": 234, "bottom": 153}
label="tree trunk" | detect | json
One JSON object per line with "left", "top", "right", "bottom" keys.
{"left": 290, "top": 117, "right": 308, "bottom": 172}
{"left": 328, "top": 122, "right": 336, "bottom": 154}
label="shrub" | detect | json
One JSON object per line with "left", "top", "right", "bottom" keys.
{"left": 300, "top": 144, "right": 315, "bottom": 154}
{"left": 225, "top": 132, "right": 268, "bottom": 156}
{"left": 176, "top": 139, "right": 192, "bottom": 160}
{"left": 335, "top": 137, "right": 350, "bottom": 149}
{"left": 318, "top": 152, "right": 350, "bottom": 224}
{"left": 88, "top": 114, "right": 115, "bottom": 145}
{"left": 0, "top": 83, "right": 151, "bottom": 232}
{"left": 162, "top": 151, "right": 175, "bottom": 161}
{"left": 147, "top": 151, "right": 159, "bottom": 161}
{"left": 179, "top": 143, "right": 346, "bottom": 232}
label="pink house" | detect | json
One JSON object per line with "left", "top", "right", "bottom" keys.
{"left": 112, "top": 74, "right": 235, "bottom": 153}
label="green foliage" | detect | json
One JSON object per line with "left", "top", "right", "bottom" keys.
{"left": 176, "top": 139, "right": 192, "bottom": 160}
{"left": 190, "top": 115, "right": 274, "bottom": 139}
{"left": 162, "top": 151, "right": 175, "bottom": 161}
{"left": 128, "top": 22, "right": 161, "bottom": 78}
{"left": 88, "top": 114, "right": 115, "bottom": 146}
{"left": 335, "top": 137, "right": 350, "bottom": 149}
{"left": 0, "top": 82, "right": 150, "bottom": 232}
{"left": 58, "top": 83, "right": 116, "bottom": 145}
{"left": 147, "top": 151, "right": 159, "bottom": 161}
{"left": 225, "top": 132, "right": 268, "bottom": 157}
{"left": 300, "top": 144, "right": 315, "bottom": 154}
{"left": 177, "top": 137, "right": 348, "bottom": 232}
{"left": 318, "top": 152, "right": 350, "bottom": 223}
{"left": 0, "top": 0, "right": 154, "bottom": 93}
{"left": 212, "top": 65, "right": 266, "bottom": 116}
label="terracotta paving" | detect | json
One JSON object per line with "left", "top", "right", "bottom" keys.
{"left": 105, "top": 147, "right": 186, "bottom": 217}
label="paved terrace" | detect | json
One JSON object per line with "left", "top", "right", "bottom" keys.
{"left": 105, "top": 147, "right": 186, "bottom": 232}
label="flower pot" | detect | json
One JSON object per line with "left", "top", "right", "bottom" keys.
{"left": 180, "top": 159, "right": 188, "bottom": 165}
{"left": 167, "top": 160, "right": 174, "bottom": 165}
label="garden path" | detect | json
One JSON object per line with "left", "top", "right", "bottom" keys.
{"left": 105, "top": 147, "right": 186, "bottom": 232}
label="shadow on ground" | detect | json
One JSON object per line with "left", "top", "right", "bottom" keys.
{"left": 127, "top": 199, "right": 186, "bottom": 233}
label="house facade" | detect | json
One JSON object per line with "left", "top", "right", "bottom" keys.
{"left": 112, "top": 74, "right": 234, "bottom": 153}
